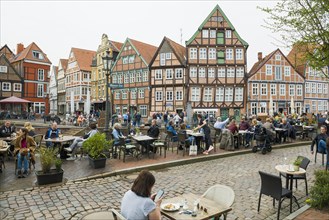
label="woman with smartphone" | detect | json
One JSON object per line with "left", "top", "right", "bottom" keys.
{"left": 121, "top": 170, "right": 163, "bottom": 220}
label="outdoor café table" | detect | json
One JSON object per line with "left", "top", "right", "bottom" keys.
{"left": 238, "top": 130, "right": 254, "bottom": 147}
{"left": 274, "top": 128, "right": 287, "bottom": 143}
{"left": 303, "top": 126, "right": 316, "bottom": 140}
{"left": 275, "top": 164, "right": 306, "bottom": 191}
{"left": 0, "top": 141, "right": 10, "bottom": 165}
{"left": 186, "top": 130, "right": 204, "bottom": 137}
{"left": 131, "top": 135, "right": 156, "bottom": 158}
{"left": 160, "top": 193, "right": 232, "bottom": 220}
{"left": 43, "top": 136, "right": 76, "bottom": 152}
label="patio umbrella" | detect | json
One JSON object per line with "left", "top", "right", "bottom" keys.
{"left": 269, "top": 96, "right": 274, "bottom": 117}
{"left": 0, "top": 96, "right": 31, "bottom": 103}
{"left": 70, "top": 91, "right": 74, "bottom": 115}
{"left": 84, "top": 90, "right": 91, "bottom": 115}
{"left": 291, "top": 97, "right": 295, "bottom": 114}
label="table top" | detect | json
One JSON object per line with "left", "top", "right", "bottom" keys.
{"left": 186, "top": 130, "right": 204, "bottom": 137}
{"left": 44, "top": 136, "right": 76, "bottom": 143}
{"left": 275, "top": 128, "right": 287, "bottom": 131}
{"left": 131, "top": 135, "right": 155, "bottom": 141}
{"left": 303, "top": 126, "right": 315, "bottom": 129}
{"left": 160, "top": 193, "right": 231, "bottom": 220}
{"left": 0, "top": 144, "right": 10, "bottom": 152}
{"left": 238, "top": 130, "right": 254, "bottom": 134}
{"left": 275, "top": 164, "right": 306, "bottom": 175}
{"left": 0, "top": 137, "right": 15, "bottom": 142}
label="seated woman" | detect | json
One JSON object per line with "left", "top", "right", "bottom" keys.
{"left": 178, "top": 123, "right": 193, "bottom": 150}
{"left": 15, "top": 128, "right": 36, "bottom": 178}
{"left": 112, "top": 123, "right": 130, "bottom": 158}
{"left": 166, "top": 121, "right": 178, "bottom": 142}
{"left": 121, "top": 170, "right": 162, "bottom": 220}
{"left": 24, "top": 122, "right": 36, "bottom": 137}
{"left": 227, "top": 119, "right": 238, "bottom": 135}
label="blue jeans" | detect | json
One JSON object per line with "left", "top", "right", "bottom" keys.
{"left": 17, "top": 152, "right": 30, "bottom": 172}
{"left": 318, "top": 140, "right": 329, "bottom": 165}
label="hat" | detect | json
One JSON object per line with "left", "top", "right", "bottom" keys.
{"left": 24, "top": 122, "right": 35, "bottom": 131}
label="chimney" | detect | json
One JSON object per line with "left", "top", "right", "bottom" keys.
{"left": 17, "top": 43, "right": 24, "bottom": 54}
{"left": 258, "top": 52, "right": 262, "bottom": 61}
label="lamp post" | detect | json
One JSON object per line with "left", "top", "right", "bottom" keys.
{"left": 102, "top": 49, "right": 113, "bottom": 140}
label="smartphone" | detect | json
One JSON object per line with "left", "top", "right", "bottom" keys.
{"left": 154, "top": 189, "right": 165, "bottom": 202}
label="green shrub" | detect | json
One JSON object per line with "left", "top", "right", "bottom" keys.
{"left": 82, "top": 133, "right": 112, "bottom": 159}
{"left": 309, "top": 170, "right": 329, "bottom": 209}
{"left": 55, "top": 158, "right": 62, "bottom": 171}
{"left": 40, "top": 148, "right": 57, "bottom": 173}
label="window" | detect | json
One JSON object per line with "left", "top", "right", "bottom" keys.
{"left": 0, "top": 65, "right": 8, "bottom": 73}
{"left": 275, "top": 54, "right": 281, "bottom": 60}
{"left": 199, "top": 48, "right": 207, "bottom": 59}
{"left": 311, "top": 83, "right": 316, "bottom": 93}
{"left": 216, "top": 87, "right": 224, "bottom": 101}
{"left": 199, "top": 68, "right": 206, "bottom": 77}
{"left": 210, "top": 30, "right": 216, "bottom": 38}
{"left": 190, "top": 48, "right": 197, "bottom": 59}
{"left": 124, "top": 73, "right": 129, "bottom": 83}
{"left": 131, "top": 90, "right": 136, "bottom": 99}
{"left": 266, "top": 65, "right": 272, "bottom": 75}
{"left": 289, "top": 84, "right": 295, "bottom": 96}
{"left": 312, "top": 101, "right": 316, "bottom": 112}
{"left": 275, "top": 66, "right": 282, "bottom": 80}
{"left": 235, "top": 87, "right": 243, "bottom": 101}
{"left": 202, "top": 30, "right": 209, "bottom": 38}
{"left": 175, "top": 69, "right": 183, "bottom": 78}
{"left": 260, "top": 102, "right": 267, "bottom": 113}
{"left": 296, "top": 85, "right": 302, "bottom": 96}
{"left": 32, "top": 50, "right": 44, "bottom": 59}
{"left": 128, "top": 55, "right": 135, "bottom": 63}
{"left": 160, "top": 53, "right": 165, "bottom": 66}
{"left": 191, "top": 87, "right": 200, "bottom": 101}
{"left": 37, "top": 84, "right": 44, "bottom": 97}
{"left": 308, "top": 67, "right": 314, "bottom": 76}
{"left": 138, "top": 89, "right": 144, "bottom": 98}
{"left": 225, "top": 87, "right": 233, "bottom": 102}
{"left": 251, "top": 102, "right": 257, "bottom": 115}
{"left": 136, "top": 72, "right": 141, "bottom": 82}
{"left": 261, "top": 83, "right": 267, "bottom": 95}
{"left": 38, "top": 69, "right": 44, "bottom": 81}
{"left": 317, "top": 83, "right": 322, "bottom": 93}
{"left": 226, "top": 48, "right": 233, "bottom": 60}
{"left": 166, "top": 53, "right": 171, "bottom": 59}
{"left": 227, "top": 67, "right": 234, "bottom": 77}
{"left": 166, "top": 69, "right": 173, "bottom": 79}
{"left": 204, "top": 88, "right": 212, "bottom": 102}
{"left": 218, "top": 67, "right": 225, "bottom": 77}
{"left": 2, "top": 82, "right": 10, "bottom": 91}
{"left": 252, "top": 83, "right": 258, "bottom": 95}
{"left": 33, "top": 102, "right": 45, "bottom": 114}
{"left": 155, "top": 69, "right": 162, "bottom": 79}
{"left": 142, "top": 71, "right": 148, "bottom": 81}
{"left": 217, "top": 51, "right": 224, "bottom": 64}
{"left": 123, "top": 57, "right": 128, "bottom": 64}
{"left": 190, "top": 67, "right": 197, "bottom": 77}
{"left": 236, "top": 67, "right": 244, "bottom": 77}
{"left": 208, "top": 48, "right": 216, "bottom": 59}
{"left": 166, "top": 91, "right": 173, "bottom": 101}
{"left": 270, "top": 84, "right": 276, "bottom": 95}
{"left": 13, "top": 83, "right": 22, "bottom": 92}
{"left": 305, "top": 82, "right": 310, "bottom": 93}
{"left": 176, "top": 90, "right": 183, "bottom": 100}
{"left": 284, "top": 66, "right": 291, "bottom": 76}
{"left": 225, "top": 30, "right": 232, "bottom": 38}
{"left": 217, "top": 32, "right": 224, "bottom": 44}
{"left": 130, "top": 72, "right": 135, "bottom": 83}
{"left": 208, "top": 68, "right": 215, "bottom": 78}
{"left": 323, "top": 84, "right": 328, "bottom": 94}
{"left": 122, "top": 90, "right": 127, "bottom": 99}
{"left": 279, "top": 84, "right": 285, "bottom": 96}
{"left": 236, "top": 49, "right": 243, "bottom": 60}
{"left": 318, "top": 101, "right": 323, "bottom": 112}
{"left": 139, "top": 105, "right": 147, "bottom": 117}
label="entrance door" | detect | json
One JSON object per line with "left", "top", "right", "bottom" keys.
{"left": 220, "top": 108, "right": 229, "bottom": 120}
{"left": 234, "top": 109, "right": 240, "bottom": 122}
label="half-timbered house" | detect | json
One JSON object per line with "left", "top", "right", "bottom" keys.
{"left": 57, "top": 59, "right": 68, "bottom": 115}
{"left": 149, "top": 37, "right": 186, "bottom": 114}
{"left": 111, "top": 38, "right": 157, "bottom": 119}
{"left": 248, "top": 49, "right": 305, "bottom": 116}
{"left": 185, "top": 4, "right": 248, "bottom": 120}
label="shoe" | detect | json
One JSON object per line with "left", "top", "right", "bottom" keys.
{"left": 178, "top": 147, "right": 184, "bottom": 150}
{"left": 245, "top": 143, "right": 250, "bottom": 148}
{"left": 23, "top": 170, "right": 28, "bottom": 175}
{"left": 17, "top": 170, "right": 22, "bottom": 178}
{"left": 203, "top": 150, "right": 209, "bottom": 155}
{"left": 64, "top": 147, "right": 72, "bottom": 152}
{"left": 207, "top": 146, "right": 214, "bottom": 153}
{"left": 66, "top": 157, "right": 76, "bottom": 161}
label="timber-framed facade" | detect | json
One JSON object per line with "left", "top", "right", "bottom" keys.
{"left": 185, "top": 4, "right": 248, "bottom": 120}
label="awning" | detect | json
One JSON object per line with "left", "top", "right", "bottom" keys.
{"left": 0, "top": 96, "right": 31, "bottom": 103}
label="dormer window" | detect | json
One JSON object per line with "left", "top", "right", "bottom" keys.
{"left": 32, "top": 50, "right": 44, "bottom": 60}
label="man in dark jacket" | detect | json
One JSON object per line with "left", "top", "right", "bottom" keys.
{"left": 147, "top": 119, "right": 160, "bottom": 138}
{"left": 0, "top": 121, "right": 16, "bottom": 137}
{"left": 311, "top": 125, "right": 328, "bottom": 155}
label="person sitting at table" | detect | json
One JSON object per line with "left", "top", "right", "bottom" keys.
{"left": 24, "top": 122, "right": 36, "bottom": 137}
{"left": 140, "top": 119, "right": 160, "bottom": 154}
{"left": 121, "top": 170, "right": 162, "bottom": 220}
{"left": 45, "top": 122, "right": 61, "bottom": 147}
{"left": 280, "top": 119, "right": 294, "bottom": 142}
{"left": 64, "top": 123, "right": 98, "bottom": 160}
{"left": 311, "top": 125, "right": 328, "bottom": 161}
{"left": 112, "top": 123, "right": 131, "bottom": 157}
{"left": 263, "top": 118, "right": 276, "bottom": 141}
{"left": 239, "top": 117, "right": 250, "bottom": 131}
{"left": 14, "top": 127, "right": 36, "bottom": 178}
{"left": 214, "top": 117, "right": 229, "bottom": 130}
{"left": 227, "top": 119, "right": 238, "bottom": 135}
{"left": 178, "top": 123, "right": 193, "bottom": 150}
{"left": 0, "top": 120, "right": 16, "bottom": 138}
{"left": 166, "top": 121, "right": 178, "bottom": 142}
{"left": 195, "top": 113, "right": 213, "bottom": 155}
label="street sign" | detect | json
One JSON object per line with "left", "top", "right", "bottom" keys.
{"left": 108, "top": 83, "right": 124, "bottom": 89}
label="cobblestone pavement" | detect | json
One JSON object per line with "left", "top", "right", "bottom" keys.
{"left": 0, "top": 145, "right": 325, "bottom": 220}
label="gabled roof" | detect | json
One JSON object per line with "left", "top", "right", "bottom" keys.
{"left": 0, "top": 53, "right": 23, "bottom": 81}
{"left": 59, "top": 59, "right": 68, "bottom": 72}
{"left": 248, "top": 48, "right": 304, "bottom": 79}
{"left": 110, "top": 40, "right": 123, "bottom": 52}
{"left": 186, "top": 4, "right": 248, "bottom": 48}
{"left": 10, "top": 42, "right": 51, "bottom": 64}
{"left": 150, "top": 36, "right": 186, "bottom": 66}
{"left": 287, "top": 43, "right": 312, "bottom": 76}
{"left": 0, "top": 44, "right": 15, "bottom": 59}
{"left": 71, "top": 48, "right": 96, "bottom": 72}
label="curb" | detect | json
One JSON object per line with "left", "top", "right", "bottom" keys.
{"left": 283, "top": 204, "right": 311, "bottom": 220}
{"left": 72, "top": 141, "right": 311, "bottom": 183}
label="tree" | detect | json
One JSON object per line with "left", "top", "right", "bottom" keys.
{"left": 260, "top": 0, "right": 329, "bottom": 79}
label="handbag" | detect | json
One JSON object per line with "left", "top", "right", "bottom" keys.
{"left": 189, "top": 139, "right": 197, "bottom": 156}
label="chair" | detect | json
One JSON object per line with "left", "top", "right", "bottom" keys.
{"left": 111, "top": 208, "right": 126, "bottom": 220}
{"left": 315, "top": 146, "right": 327, "bottom": 166}
{"left": 150, "top": 133, "right": 168, "bottom": 158}
{"left": 202, "top": 184, "right": 235, "bottom": 219}
{"left": 166, "top": 131, "right": 178, "bottom": 153}
{"left": 177, "top": 132, "right": 189, "bottom": 156}
{"left": 258, "top": 171, "right": 300, "bottom": 220}
{"left": 212, "top": 128, "right": 222, "bottom": 152}
{"left": 280, "top": 156, "right": 310, "bottom": 195}
{"left": 33, "top": 134, "right": 44, "bottom": 152}
{"left": 294, "top": 125, "right": 306, "bottom": 140}
{"left": 117, "top": 137, "right": 138, "bottom": 163}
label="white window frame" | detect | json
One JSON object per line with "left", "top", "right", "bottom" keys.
{"left": 190, "top": 67, "right": 197, "bottom": 78}
{"left": 208, "top": 48, "right": 216, "bottom": 59}
{"left": 275, "top": 54, "right": 281, "bottom": 60}
{"left": 124, "top": 73, "right": 129, "bottom": 83}
{"left": 210, "top": 30, "right": 216, "bottom": 38}
{"left": 139, "top": 105, "right": 147, "bottom": 117}
{"left": 279, "top": 84, "right": 285, "bottom": 96}
{"left": 296, "top": 85, "right": 302, "bottom": 96}
{"left": 218, "top": 68, "right": 225, "bottom": 78}
{"left": 225, "top": 30, "right": 232, "bottom": 38}
{"left": 138, "top": 89, "right": 145, "bottom": 98}
{"left": 38, "top": 69, "right": 44, "bottom": 81}
{"left": 2, "top": 82, "right": 10, "bottom": 91}
{"left": 252, "top": 83, "right": 258, "bottom": 95}
{"left": 227, "top": 67, "right": 234, "bottom": 78}
{"left": 270, "top": 84, "right": 276, "bottom": 95}
{"left": 160, "top": 53, "right": 166, "bottom": 66}
{"left": 261, "top": 83, "right": 267, "bottom": 95}
{"left": 142, "top": 71, "right": 148, "bottom": 82}
{"left": 236, "top": 67, "right": 244, "bottom": 77}
{"left": 166, "top": 53, "right": 171, "bottom": 59}
{"left": 275, "top": 66, "right": 282, "bottom": 80}
{"left": 166, "top": 91, "right": 173, "bottom": 101}
{"left": 199, "top": 48, "right": 207, "bottom": 59}
{"left": 155, "top": 91, "right": 163, "bottom": 101}
{"left": 199, "top": 67, "right": 206, "bottom": 78}
{"left": 0, "top": 66, "right": 8, "bottom": 73}
{"left": 190, "top": 48, "right": 197, "bottom": 59}
{"left": 323, "top": 84, "right": 328, "bottom": 94}
{"left": 216, "top": 87, "right": 224, "bottom": 102}
{"left": 317, "top": 83, "right": 322, "bottom": 93}
{"left": 208, "top": 68, "right": 215, "bottom": 78}
{"left": 225, "top": 87, "right": 233, "bottom": 102}
{"left": 155, "top": 69, "right": 162, "bottom": 79}
{"left": 235, "top": 87, "right": 243, "bottom": 101}
{"left": 122, "top": 90, "right": 127, "bottom": 99}
{"left": 122, "top": 57, "right": 128, "bottom": 64}
{"left": 236, "top": 49, "right": 243, "bottom": 60}
{"left": 226, "top": 48, "right": 233, "bottom": 60}
{"left": 131, "top": 90, "right": 137, "bottom": 99}
{"left": 305, "top": 82, "right": 310, "bottom": 94}
{"left": 266, "top": 65, "right": 272, "bottom": 75}
{"left": 175, "top": 69, "right": 183, "bottom": 79}
{"left": 284, "top": 66, "right": 291, "bottom": 76}
{"left": 251, "top": 102, "right": 257, "bottom": 115}
{"left": 37, "top": 84, "right": 44, "bottom": 97}
{"left": 311, "top": 83, "right": 316, "bottom": 93}
{"left": 128, "top": 55, "right": 135, "bottom": 63}
{"left": 289, "top": 84, "right": 295, "bottom": 96}
{"left": 202, "top": 29, "right": 209, "bottom": 38}
{"left": 166, "top": 69, "right": 173, "bottom": 79}
{"left": 191, "top": 87, "right": 200, "bottom": 101}
{"left": 176, "top": 90, "right": 183, "bottom": 100}
{"left": 203, "top": 88, "right": 212, "bottom": 102}
{"left": 130, "top": 72, "right": 135, "bottom": 83}
{"left": 13, "top": 83, "right": 22, "bottom": 92}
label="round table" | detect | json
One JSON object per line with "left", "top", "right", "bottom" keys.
{"left": 275, "top": 165, "right": 306, "bottom": 190}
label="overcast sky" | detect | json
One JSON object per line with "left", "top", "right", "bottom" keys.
{"left": 0, "top": 0, "right": 285, "bottom": 70}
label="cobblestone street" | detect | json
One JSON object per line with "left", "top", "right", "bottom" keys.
{"left": 0, "top": 145, "right": 324, "bottom": 220}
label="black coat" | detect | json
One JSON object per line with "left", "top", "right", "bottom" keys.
{"left": 147, "top": 125, "right": 160, "bottom": 138}
{"left": 0, "top": 125, "right": 16, "bottom": 137}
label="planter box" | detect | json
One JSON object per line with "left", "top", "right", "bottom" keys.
{"left": 88, "top": 156, "right": 106, "bottom": 169}
{"left": 35, "top": 169, "right": 64, "bottom": 185}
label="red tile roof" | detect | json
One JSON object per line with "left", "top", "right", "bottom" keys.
{"left": 164, "top": 37, "right": 186, "bottom": 64}
{"left": 129, "top": 38, "right": 158, "bottom": 65}
{"left": 249, "top": 49, "right": 277, "bottom": 76}
{"left": 71, "top": 48, "right": 96, "bottom": 71}
{"left": 110, "top": 40, "right": 123, "bottom": 52}
{"left": 287, "top": 43, "right": 313, "bottom": 76}
{"left": 59, "top": 59, "right": 68, "bottom": 72}
{"left": 10, "top": 42, "right": 51, "bottom": 64}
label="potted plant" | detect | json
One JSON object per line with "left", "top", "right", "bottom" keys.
{"left": 135, "top": 127, "right": 140, "bottom": 136}
{"left": 82, "top": 133, "right": 112, "bottom": 169}
{"left": 35, "top": 148, "right": 64, "bottom": 185}
{"left": 293, "top": 157, "right": 302, "bottom": 171}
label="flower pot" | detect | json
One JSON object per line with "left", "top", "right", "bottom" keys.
{"left": 294, "top": 165, "right": 299, "bottom": 171}
{"left": 35, "top": 169, "right": 64, "bottom": 185}
{"left": 88, "top": 155, "right": 106, "bottom": 169}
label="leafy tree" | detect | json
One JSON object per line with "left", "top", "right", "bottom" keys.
{"left": 260, "top": 0, "right": 329, "bottom": 78}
